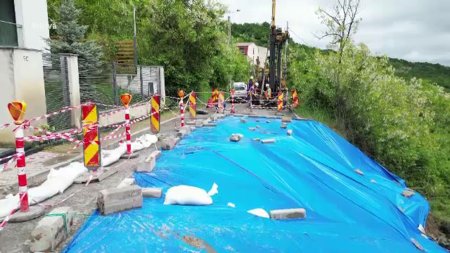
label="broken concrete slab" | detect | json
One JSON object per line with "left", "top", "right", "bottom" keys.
{"left": 204, "top": 122, "right": 217, "bottom": 127}
{"left": 402, "top": 188, "right": 415, "bottom": 198}
{"left": 136, "top": 152, "right": 158, "bottom": 173}
{"left": 177, "top": 128, "right": 190, "bottom": 138}
{"left": 30, "top": 206, "right": 73, "bottom": 252}
{"left": 97, "top": 185, "right": 142, "bottom": 215}
{"left": 9, "top": 206, "right": 45, "bottom": 223}
{"left": 160, "top": 137, "right": 180, "bottom": 150}
{"left": 282, "top": 116, "right": 292, "bottom": 122}
{"left": 261, "top": 138, "right": 276, "bottom": 144}
{"left": 147, "top": 150, "right": 162, "bottom": 161}
{"left": 117, "top": 177, "right": 135, "bottom": 189}
{"left": 354, "top": 169, "right": 364, "bottom": 175}
{"left": 142, "top": 188, "right": 162, "bottom": 198}
{"left": 230, "top": 134, "right": 242, "bottom": 142}
{"left": 270, "top": 208, "right": 306, "bottom": 220}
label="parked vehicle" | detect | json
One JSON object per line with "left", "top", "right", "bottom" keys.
{"left": 232, "top": 82, "right": 247, "bottom": 101}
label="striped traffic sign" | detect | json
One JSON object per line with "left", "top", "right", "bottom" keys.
{"left": 151, "top": 95, "right": 160, "bottom": 134}
{"left": 82, "top": 103, "right": 101, "bottom": 169}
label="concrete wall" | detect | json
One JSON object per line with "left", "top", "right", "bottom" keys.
{"left": 14, "top": 0, "right": 50, "bottom": 51}
{"left": 0, "top": 48, "right": 47, "bottom": 143}
{"left": 116, "top": 66, "right": 166, "bottom": 100}
{"left": 99, "top": 104, "right": 150, "bottom": 128}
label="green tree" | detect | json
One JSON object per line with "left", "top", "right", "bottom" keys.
{"left": 48, "top": 0, "right": 103, "bottom": 102}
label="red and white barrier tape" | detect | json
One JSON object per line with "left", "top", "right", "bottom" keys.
{"left": 0, "top": 193, "right": 27, "bottom": 231}
{"left": 0, "top": 155, "right": 16, "bottom": 173}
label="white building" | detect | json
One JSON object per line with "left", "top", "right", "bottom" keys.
{"left": 236, "top": 42, "right": 268, "bottom": 69}
{"left": 0, "top": 0, "right": 50, "bottom": 142}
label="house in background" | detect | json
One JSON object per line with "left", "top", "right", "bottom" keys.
{"left": 236, "top": 42, "right": 268, "bottom": 69}
{"left": 0, "top": 0, "right": 50, "bottom": 142}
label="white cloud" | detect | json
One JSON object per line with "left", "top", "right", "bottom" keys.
{"left": 220, "top": 0, "right": 450, "bottom": 66}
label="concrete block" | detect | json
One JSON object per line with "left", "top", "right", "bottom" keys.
{"left": 186, "top": 120, "right": 196, "bottom": 125}
{"left": 117, "top": 177, "right": 135, "bottom": 188}
{"left": 30, "top": 207, "right": 74, "bottom": 252}
{"left": 161, "top": 137, "right": 179, "bottom": 150}
{"left": 146, "top": 150, "right": 161, "bottom": 161}
{"left": 136, "top": 157, "right": 155, "bottom": 172}
{"left": 281, "top": 123, "right": 287, "bottom": 129}
{"left": 270, "top": 208, "right": 306, "bottom": 220}
{"left": 204, "top": 122, "right": 217, "bottom": 127}
{"left": 287, "top": 129, "right": 293, "bottom": 136}
{"left": 142, "top": 188, "right": 162, "bottom": 198}
{"left": 261, "top": 138, "right": 276, "bottom": 144}
{"left": 195, "top": 121, "right": 204, "bottom": 127}
{"left": 97, "top": 185, "right": 143, "bottom": 215}
{"left": 354, "top": 169, "right": 364, "bottom": 175}
{"left": 282, "top": 116, "right": 292, "bottom": 122}
{"left": 402, "top": 188, "right": 415, "bottom": 198}
{"left": 177, "top": 129, "right": 189, "bottom": 138}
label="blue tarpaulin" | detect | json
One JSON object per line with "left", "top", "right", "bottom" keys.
{"left": 64, "top": 116, "right": 446, "bottom": 252}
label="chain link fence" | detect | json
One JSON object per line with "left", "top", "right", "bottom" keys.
{"left": 43, "top": 53, "right": 165, "bottom": 131}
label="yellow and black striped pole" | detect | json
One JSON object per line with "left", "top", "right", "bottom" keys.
{"left": 188, "top": 91, "right": 197, "bottom": 118}
{"left": 150, "top": 95, "right": 160, "bottom": 134}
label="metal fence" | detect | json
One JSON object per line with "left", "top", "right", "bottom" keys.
{"left": 42, "top": 53, "right": 165, "bottom": 131}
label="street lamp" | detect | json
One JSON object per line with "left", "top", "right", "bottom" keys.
{"left": 227, "top": 9, "right": 240, "bottom": 45}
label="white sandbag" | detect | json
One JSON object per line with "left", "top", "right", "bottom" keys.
{"left": 164, "top": 183, "right": 218, "bottom": 206}
{"left": 102, "top": 145, "right": 126, "bottom": 167}
{"left": 0, "top": 194, "right": 19, "bottom": 219}
{"left": 132, "top": 134, "right": 158, "bottom": 152}
{"left": 29, "top": 162, "right": 88, "bottom": 203}
{"left": 247, "top": 208, "right": 270, "bottom": 218}
{"left": 0, "top": 162, "right": 87, "bottom": 220}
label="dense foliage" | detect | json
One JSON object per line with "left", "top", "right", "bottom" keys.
{"left": 48, "top": 0, "right": 103, "bottom": 102}
{"left": 47, "top": 0, "right": 250, "bottom": 95}
{"left": 389, "top": 58, "right": 450, "bottom": 91}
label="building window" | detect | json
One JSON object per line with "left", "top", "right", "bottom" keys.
{"left": 0, "top": 0, "right": 18, "bottom": 47}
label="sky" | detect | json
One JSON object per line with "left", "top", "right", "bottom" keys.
{"left": 220, "top": 0, "right": 450, "bottom": 66}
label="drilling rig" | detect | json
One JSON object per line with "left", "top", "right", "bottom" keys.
{"left": 268, "top": 0, "right": 289, "bottom": 93}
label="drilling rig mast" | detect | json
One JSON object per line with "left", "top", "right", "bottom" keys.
{"left": 268, "top": 0, "right": 289, "bottom": 93}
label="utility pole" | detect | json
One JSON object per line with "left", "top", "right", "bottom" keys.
{"left": 269, "top": 0, "right": 277, "bottom": 92}
{"left": 133, "top": 5, "right": 138, "bottom": 74}
{"left": 283, "top": 21, "right": 289, "bottom": 81}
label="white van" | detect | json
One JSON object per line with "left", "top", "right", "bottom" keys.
{"left": 232, "top": 82, "right": 247, "bottom": 101}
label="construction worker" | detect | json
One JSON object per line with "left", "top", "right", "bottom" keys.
{"left": 265, "top": 84, "right": 272, "bottom": 100}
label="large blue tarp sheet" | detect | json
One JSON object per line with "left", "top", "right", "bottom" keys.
{"left": 64, "top": 116, "right": 446, "bottom": 252}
